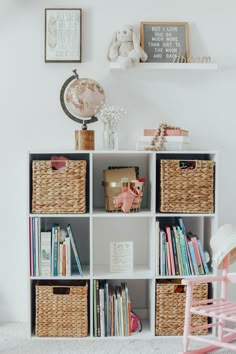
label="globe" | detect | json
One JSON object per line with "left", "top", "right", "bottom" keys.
{"left": 60, "top": 70, "right": 105, "bottom": 125}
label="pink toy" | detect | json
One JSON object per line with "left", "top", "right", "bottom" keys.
{"left": 113, "top": 178, "right": 144, "bottom": 213}
{"left": 182, "top": 224, "right": 236, "bottom": 353}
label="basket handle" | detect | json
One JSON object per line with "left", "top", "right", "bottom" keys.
{"left": 52, "top": 287, "right": 71, "bottom": 295}
{"left": 50, "top": 159, "right": 70, "bottom": 172}
{"left": 174, "top": 285, "right": 186, "bottom": 294}
{"left": 179, "top": 160, "right": 197, "bottom": 171}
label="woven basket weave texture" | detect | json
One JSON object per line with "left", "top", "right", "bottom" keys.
{"left": 160, "top": 160, "right": 214, "bottom": 213}
{"left": 155, "top": 282, "right": 208, "bottom": 336}
{"left": 32, "top": 160, "right": 86, "bottom": 214}
{"left": 35, "top": 283, "right": 88, "bottom": 337}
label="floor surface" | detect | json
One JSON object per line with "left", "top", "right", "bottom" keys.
{"left": 0, "top": 323, "right": 233, "bottom": 354}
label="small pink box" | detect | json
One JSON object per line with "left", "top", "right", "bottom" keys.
{"left": 144, "top": 128, "right": 188, "bottom": 136}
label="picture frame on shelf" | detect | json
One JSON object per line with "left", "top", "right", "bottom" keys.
{"left": 140, "top": 22, "right": 190, "bottom": 63}
{"left": 110, "top": 241, "right": 133, "bottom": 273}
{"left": 45, "top": 8, "right": 82, "bottom": 63}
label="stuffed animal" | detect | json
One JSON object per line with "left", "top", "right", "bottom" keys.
{"left": 113, "top": 178, "right": 145, "bottom": 212}
{"left": 108, "top": 25, "right": 148, "bottom": 68}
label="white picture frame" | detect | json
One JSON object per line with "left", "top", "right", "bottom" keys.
{"left": 110, "top": 241, "right": 133, "bottom": 273}
{"left": 45, "top": 8, "right": 82, "bottom": 63}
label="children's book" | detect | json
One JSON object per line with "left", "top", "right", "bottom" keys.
{"left": 67, "top": 224, "right": 83, "bottom": 276}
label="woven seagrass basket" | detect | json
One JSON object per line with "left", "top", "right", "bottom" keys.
{"left": 32, "top": 160, "right": 86, "bottom": 214}
{"left": 160, "top": 160, "right": 214, "bottom": 213}
{"left": 155, "top": 281, "right": 208, "bottom": 336}
{"left": 35, "top": 283, "right": 88, "bottom": 337}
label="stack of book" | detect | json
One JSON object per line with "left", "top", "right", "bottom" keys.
{"left": 156, "top": 218, "right": 210, "bottom": 276}
{"left": 29, "top": 218, "right": 83, "bottom": 277}
{"left": 136, "top": 128, "right": 191, "bottom": 151}
{"left": 93, "top": 280, "right": 131, "bottom": 337}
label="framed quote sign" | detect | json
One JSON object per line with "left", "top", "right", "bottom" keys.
{"left": 140, "top": 22, "right": 190, "bottom": 63}
{"left": 45, "top": 8, "right": 82, "bottom": 63}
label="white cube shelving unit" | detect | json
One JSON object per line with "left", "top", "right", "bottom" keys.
{"left": 28, "top": 150, "right": 218, "bottom": 338}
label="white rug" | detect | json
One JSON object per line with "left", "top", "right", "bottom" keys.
{"left": 0, "top": 323, "right": 232, "bottom": 354}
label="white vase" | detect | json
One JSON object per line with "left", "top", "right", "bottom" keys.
{"left": 103, "top": 128, "right": 119, "bottom": 150}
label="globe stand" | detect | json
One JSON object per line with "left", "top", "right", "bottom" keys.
{"left": 75, "top": 120, "right": 95, "bottom": 150}
{"left": 60, "top": 69, "right": 105, "bottom": 151}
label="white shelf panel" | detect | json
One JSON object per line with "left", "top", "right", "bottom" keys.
{"left": 93, "top": 265, "right": 153, "bottom": 279}
{"left": 93, "top": 209, "right": 153, "bottom": 217}
{"left": 31, "top": 266, "right": 90, "bottom": 279}
{"left": 156, "top": 213, "right": 216, "bottom": 217}
{"left": 109, "top": 62, "right": 218, "bottom": 71}
{"left": 155, "top": 273, "right": 213, "bottom": 279}
{"left": 29, "top": 213, "right": 91, "bottom": 218}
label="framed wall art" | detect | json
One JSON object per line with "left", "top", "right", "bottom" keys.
{"left": 140, "top": 22, "right": 189, "bottom": 63}
{"left": 45, "top": 8, "right": 82, "bottom": 63}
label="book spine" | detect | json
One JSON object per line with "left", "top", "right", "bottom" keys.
{"left": 29, "top": 217, "right": 33, "bottom": 276}
{"left": 96, "top": 280, "right": 101, "bottom": 337}
{"left": 188, "top": 241, "right": 199, "bottom": 275}
{"left": 53, "top": 227, "right": 58, "bottom": 276}
{"left": 67, "top": 225, "right": 83, "bottom": 276}
{"left": 160, "top": 230, "right": 166, "bottom": 276}
{"left": 170, "top": 229, "right": 179, "bottom": 275}
{"left": 166, "top": 241, "right": 171, "bottom": 275}
{"left": 178, "top": 228, "right": 190, "bottom": 275}
{"left": 93, "top": 280, "right": 97, "bottom": 336}
{"left": 99, "top": 287, "right": 105, "bottom": 337}
{"left": 173, "top": 226, "right": 183, "bottom": 275}
{"left": 65, "top": 235, "right": 71, "bottom": 276}
{"left": 192, "top": 237, "right": 204, "bottom": 275}
{"left": 197, "top": 239, "right": 210, "bottom": 275}
{"left": 62, "top": 242, "right": 66, "bottom": 276}
{"left": 156, "top": 221, "right": 160, "bottom": 275}
{"left": 105, "top": 281, "right": 109, "bottom": 336}
{"left": 165, "top": 226, "right": 175, "bottom": 275}
{"left": 59, "top": 242, "right": 63, "bottom": 276}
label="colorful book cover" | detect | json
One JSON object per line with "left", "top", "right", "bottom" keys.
{"left": 40, "top": 231, "right": 51, "bottom": 276}
{"left": 67, "top": 224, "right": 83, "bottom": 276}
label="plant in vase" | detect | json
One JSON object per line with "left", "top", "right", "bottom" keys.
{"left": 99, "top": 103, "right": 127, "bottom": 150}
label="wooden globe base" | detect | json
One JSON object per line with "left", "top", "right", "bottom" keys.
{"left": 75, "top": 130, "right": 95, "bottom": 150}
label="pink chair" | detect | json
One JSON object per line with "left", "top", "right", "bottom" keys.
{"left": 182, "top": 224, "right": 236, "bottom": 353}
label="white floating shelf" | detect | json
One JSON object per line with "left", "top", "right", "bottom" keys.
{"left": 109, "top": 62, "right": 218, "bottom": 71}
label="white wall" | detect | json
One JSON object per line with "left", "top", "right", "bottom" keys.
{"left": 1, "top": 0, "right": 236, "bottom": 322}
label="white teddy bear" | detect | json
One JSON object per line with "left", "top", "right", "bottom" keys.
{"left": 108, "top": 25, "right": 148, "bottom": 68}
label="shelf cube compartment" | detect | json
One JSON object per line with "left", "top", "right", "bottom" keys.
{"left": 92, "top": 152, "right": 154, "bottom": 213}
{"left": 29, "top": 216, "right": 90, "bottom": 278}
{"left": 93, "top": 217, "right": 154, "bottom": 278}
{"left": 93, "top": 279, "right": 153, "bottom": 337}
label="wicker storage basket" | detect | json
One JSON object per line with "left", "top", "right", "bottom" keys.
{"left": 35, "top": 283, "right": 88, "bottom": 337}
{"left": 160, "top": 160, "right": 214, "bottom": 213}
{"left": 155, "top": 281, "right": 208, "bottom": 336}
{"left": 32, "top": 160, "right": 86, "bottom": 214}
